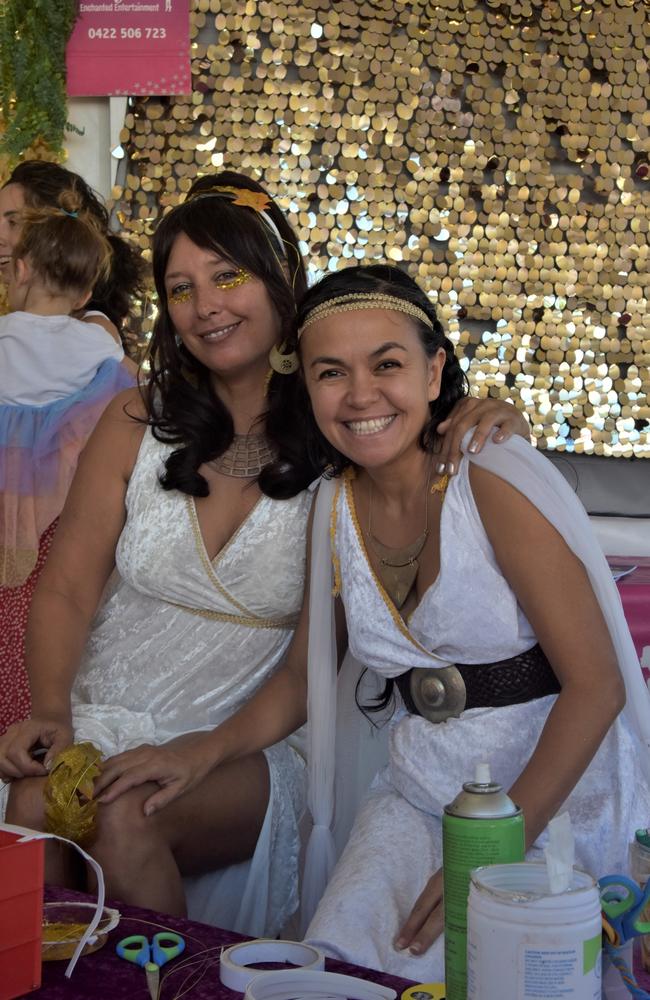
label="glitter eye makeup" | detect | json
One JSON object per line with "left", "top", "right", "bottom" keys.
{"left": 214, "top": 269, "right": 251, "bottom": 290}
{"left": 168, "top": 269, "right": 251, "bottom": 305}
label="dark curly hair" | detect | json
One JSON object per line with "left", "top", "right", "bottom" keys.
{"left": 5, "top": 160, "right": 146, "bottom": 330}
{"left": 143, "top": 171, "right": 315, "bottom": 498}
{"left": 283, "top": 263, "right": 468, "bottom": 482}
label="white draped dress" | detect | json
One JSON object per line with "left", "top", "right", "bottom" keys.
{"left": 1, "top": 429, "right": 312, "bottom": 937}
{"left": 305, "top": 439, "right": 650, "bottom": 981}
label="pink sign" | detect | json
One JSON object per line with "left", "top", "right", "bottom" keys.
{"left": 66, "top": 1, "right": 191, "bottom": 97}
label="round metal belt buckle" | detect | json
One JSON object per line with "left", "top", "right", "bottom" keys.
{"left": 409, "top": 665, "right": 466, "bottom": 723}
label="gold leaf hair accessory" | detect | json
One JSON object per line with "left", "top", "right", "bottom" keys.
{"left": 298, "top": 293, "right": 435, "bottom": 339}
{"left": 44, "top": 741, "right": 103, "bottom": 845}
{"left": 204, "top": 185, "right": 272, "bottom": 212}
{"left": 186, "top": 184, "right": 285, "bottom": 253}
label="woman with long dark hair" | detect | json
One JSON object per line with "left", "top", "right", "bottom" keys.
{"left": 1, "top": 176, "right": 312, "bottom": 935}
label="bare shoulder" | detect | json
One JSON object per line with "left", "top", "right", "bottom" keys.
{"left": 82, "top": 387, "right": 149, "bottom": 484}
{"left": 468, "top": 460, "right": 527, "bottom": 517}
{"left": 103, "top": 386, "right": 148, "bottom": 422}
{"left": 467, "top": 456, "right": 575, "bottom": 594}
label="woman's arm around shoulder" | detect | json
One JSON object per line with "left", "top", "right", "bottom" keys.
{"left": 0, "top": 389, "right": 147, "bottom": 780}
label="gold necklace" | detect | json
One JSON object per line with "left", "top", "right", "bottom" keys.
{"left": 209, "top": 433, "right": 277, "bottom": 478}
{"left": 367, "top": 467, "right": 448, "bottom": 609}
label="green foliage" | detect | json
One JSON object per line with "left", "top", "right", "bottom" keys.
{"left": 0, "top": 0, "right": 79, "bottom": 161}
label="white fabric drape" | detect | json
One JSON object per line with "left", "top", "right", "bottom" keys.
{"left": 302, "top": 475, "right": 338, "bottom": 932}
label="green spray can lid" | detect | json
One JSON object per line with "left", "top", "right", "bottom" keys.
{"left": 444, "top": 762, "right": 521, "bottom": 819}
{"left": 636, "top": 828, "right": 650, "bottom": 849}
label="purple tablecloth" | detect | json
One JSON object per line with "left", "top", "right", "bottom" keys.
{"left": 33, "top": 887, "right": 416, "bottom": 1000}
{"left": 24, "top": 887, "right": 650, "bottom": 998}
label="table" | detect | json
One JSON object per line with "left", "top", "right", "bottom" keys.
{"left": 27, "top": 888, "right": 650, "bottom": 999}
{"left": 34, "top": 887, "right": 416, "bottom": 1000}
{"left": 611, "top": 556, "right": 650, "bottom": 679}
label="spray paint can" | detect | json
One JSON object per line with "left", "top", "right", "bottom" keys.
{"left": 442, "top": 762, "right": 525, "bottom": 1000}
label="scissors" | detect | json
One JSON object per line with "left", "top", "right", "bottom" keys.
{"left": 117, "top": 932, "right": 186, "bottom": 999}
{"left": 599, "top": 874, "right": 650, "bottom": 947}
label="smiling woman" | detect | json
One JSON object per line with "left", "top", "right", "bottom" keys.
{"left": 304, "top": 316, "right": 446, "bottom": 472}
{"left": 164, "top": 235, "right": 280, "bottom": 381}
{"left": 0, "top": 182, "right": 23, "bottom": 275}
{"left": 0, "top": 175, "right": 313, "bottom": 937}
{"left": 298, "top": 268, "right": 650, "bottom": 979}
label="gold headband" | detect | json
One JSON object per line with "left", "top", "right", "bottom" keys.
{"left": 298, "top": 293, "right": 435, "bottom": 338}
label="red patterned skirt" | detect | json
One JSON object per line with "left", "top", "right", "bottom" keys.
{"left": 0, "top": 518, "right": 58, "bottom": 734}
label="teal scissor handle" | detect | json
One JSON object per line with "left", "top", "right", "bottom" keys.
{"left": 116, "top": 932, "right": 185, "bottom": 969}
{"left": 117, "top": 934, "right": 150, "bottom": 967}
{"left": 599, "top": 874, "right": 650, "bottom": 943}
{"left": 150, "top": 932, "right": 185, "bottom": 967}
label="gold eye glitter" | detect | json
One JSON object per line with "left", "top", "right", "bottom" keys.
{"left": 169, "top": 269, "right": 251, "bottom": 304}
{"left": 214, "top": 269, "right": 251, "bottom": 290}
{"left": 112, "top": 0, "right": 650, "bottom": 459}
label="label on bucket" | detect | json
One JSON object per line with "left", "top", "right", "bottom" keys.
{"left": 467, "top": 928, "right": 602, "bottom": 999}
{"left": 518, "top": 934, "right": 601, "bottom": 998}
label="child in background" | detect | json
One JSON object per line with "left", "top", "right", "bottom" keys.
{"left": 0, "top": 185, "right": 135, "bottom": 731}
{"left": 0, "top": 159, "right": 146, "bottom": 360}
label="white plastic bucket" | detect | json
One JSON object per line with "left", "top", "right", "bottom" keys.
{"left": 467, "top": 862, "right": 602, "bottom": 1000}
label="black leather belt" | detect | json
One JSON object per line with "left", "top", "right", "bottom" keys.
{"left": 396, "top": 643, "right": 560, "bottom": 724}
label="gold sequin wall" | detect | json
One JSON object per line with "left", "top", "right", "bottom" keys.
{"left": 113, "top": 0, "right": 650, "bottom": 457}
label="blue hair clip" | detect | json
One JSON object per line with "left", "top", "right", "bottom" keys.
{"left": 62, "top": 209, "right": 78, "bottom": 218}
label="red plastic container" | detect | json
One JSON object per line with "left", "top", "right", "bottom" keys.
{"left": 0, "top": 829, "right": 43, "bottom": 999}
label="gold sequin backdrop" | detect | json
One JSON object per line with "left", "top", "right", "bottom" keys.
{"left": 113, "top": 0, "right": 650, "bottom": 457}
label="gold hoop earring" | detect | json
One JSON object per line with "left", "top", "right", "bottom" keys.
{"left": 269, "top": 342, "right": 299, "bottom": 374}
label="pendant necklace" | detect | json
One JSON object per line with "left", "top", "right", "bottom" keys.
{"left": 209, "top": 432, "right": 277, "bottom": 478}
{"left": 367, "top": 466, "right": 448, "bottom": 609}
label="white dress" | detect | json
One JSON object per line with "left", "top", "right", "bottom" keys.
{"left": 306, "top": 444, "right": 650, "bottom": 980}
{"left": 1, "top": 429, "right": 312, "bottom": 937}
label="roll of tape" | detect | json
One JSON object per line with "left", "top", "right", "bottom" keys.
{"left": 244, "top": 968, "right": 397, "bottom": 1000}
{"left": 401, "top": 985, "right": 446, "bottom": 1000}
{"left": 219, "top": 939, "right": 325, "bottom": 992}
